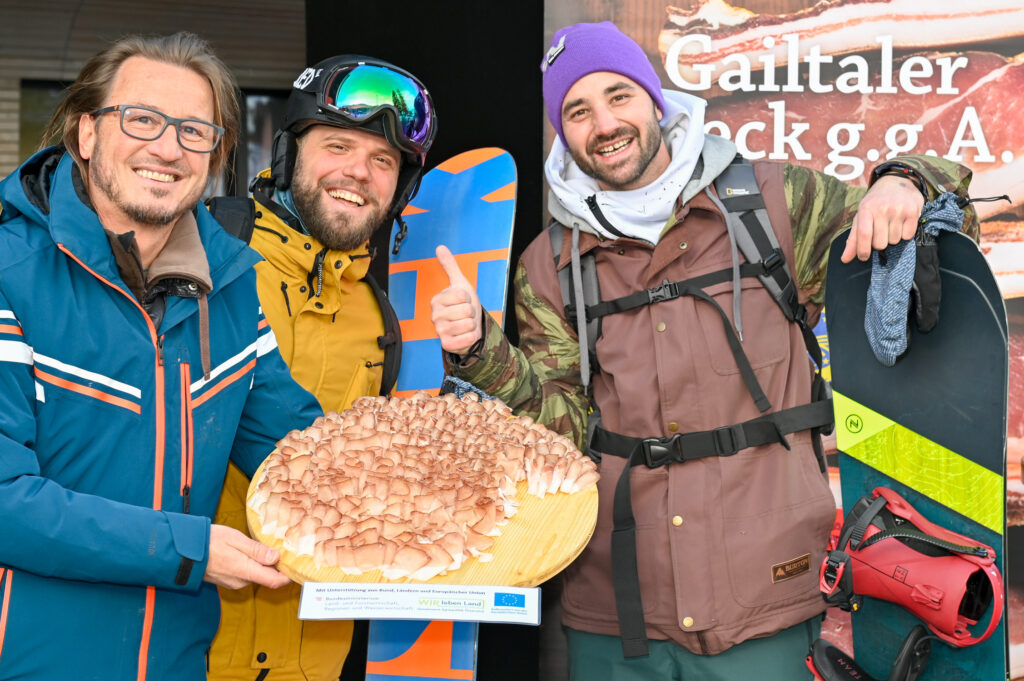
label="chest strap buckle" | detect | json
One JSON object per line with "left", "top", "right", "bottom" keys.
{"left": 640, "top": 434, "right": 683, "bottom": 468}
{"left": 646, "top": 280, "right": 680, "bottom": 305}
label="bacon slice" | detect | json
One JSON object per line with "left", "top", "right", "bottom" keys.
{"left": 252, "top": 391, "right": 598, "bottom": 580}
{"left": 659, "top": 0, "right": 1024, "bottom": 88}
{"left": 703, "top": 51, "right": 1024, "bottom": 222}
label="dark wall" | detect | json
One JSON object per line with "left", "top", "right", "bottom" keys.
{"left": 307, "top": 0, "right": 545, "bottom": 346}
{"left": 306, "top": 5, "right": 545, "bottom": 679}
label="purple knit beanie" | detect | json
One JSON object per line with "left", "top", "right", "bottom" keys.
{"left": 541, "top": 21, "right": 667, "bottom": 145}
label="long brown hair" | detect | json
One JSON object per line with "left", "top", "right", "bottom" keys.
{"left": 40, "top": 32, "right": 239, "bottom": 176}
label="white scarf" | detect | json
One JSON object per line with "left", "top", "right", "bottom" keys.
{"left": 545, "top": 90, "right": 708, "bottom": 244}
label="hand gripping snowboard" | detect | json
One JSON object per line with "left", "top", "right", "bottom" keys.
{"left": 823, "top": 229, "right": 1008, "bottom": 681}
{"left": 365, "top": 148, "right": 517, "bottom": 681}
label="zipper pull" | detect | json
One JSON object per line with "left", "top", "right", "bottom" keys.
{"left": 182, "top": 485, "right": 191, "bottom": 514}
{"left": 314, "top": 248, "right": 327, "bottom": 297}
{"left": 157, "top": 335, "right": 165, "bottom": 366}
{"left": 280, "top": 281, "right": 292, "bottom": 316}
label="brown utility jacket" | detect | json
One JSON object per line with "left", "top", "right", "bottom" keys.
{"left": 448, "top": 141, "right": 975, "bottom": 653}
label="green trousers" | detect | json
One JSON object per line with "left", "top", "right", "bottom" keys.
{"left": 567, "top": 618, "right": 819, "bottom": 681}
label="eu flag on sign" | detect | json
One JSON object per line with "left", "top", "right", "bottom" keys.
{"left": 494, "top": 592, "right": 525, "bottom": 608}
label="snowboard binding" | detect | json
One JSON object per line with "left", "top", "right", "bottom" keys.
{"left": 819, "top": 486, "right": 1004, "bottom": 647}
{"left": 806, "top": 625, "right": 932, "bottom": 681}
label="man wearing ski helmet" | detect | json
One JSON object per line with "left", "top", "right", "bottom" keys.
{"left": 207, "top": 55, "right": 436, "bottom": 681}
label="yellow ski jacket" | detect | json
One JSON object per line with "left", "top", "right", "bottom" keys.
{"left": 207, "top": 184, "right": 390, "bottom": 681}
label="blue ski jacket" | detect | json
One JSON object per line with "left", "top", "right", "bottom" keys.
{"left": 0, "top": 148, "right": 322, "bottom": 681}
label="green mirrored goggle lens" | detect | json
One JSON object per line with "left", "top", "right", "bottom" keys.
{"left": 321, "top": 65, "right": 433, "bottom": 149}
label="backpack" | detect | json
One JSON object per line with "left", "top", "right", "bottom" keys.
{"left": 549, "top": 155, "right": 833, "bottom": 464}
{"left": 556, "top": 154, "right": 836, "bottom": 659}
{"left": 551, "top": 155, "right": 822, "bottom": 397}
{"left": 207, "top": 195, "right": 402, "bottom": 396}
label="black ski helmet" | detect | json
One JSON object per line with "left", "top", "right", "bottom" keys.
{"left": 269, "top": 55, "right": 437, "bottom": 224}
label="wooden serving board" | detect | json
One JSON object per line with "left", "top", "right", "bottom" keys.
{"left": 246, "top": 457, "right": 598, "bottom": 588}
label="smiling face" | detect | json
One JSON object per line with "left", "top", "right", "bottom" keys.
{"left": 560, "top": 71, "right": 670, "bottom": 192}
{"left": 290, "top": 124, "right": 401, "bottom": 252}
{"left": 77, "top": 56, "right": 215, "bottom": 232}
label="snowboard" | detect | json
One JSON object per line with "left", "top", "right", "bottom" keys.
{"left": 366, "top": 148, "right": 518, "bottom": 681}
{"left": 825, "top": 228, "right": 1008, "bottom": 681}
{"left": 386, "top": 147, "right": 518, "bottom": 398}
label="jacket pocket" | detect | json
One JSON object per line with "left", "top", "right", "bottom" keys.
{"left": 189, "top": 355, "right": 256, "bottom": 456}
{"left": 718, "top": 438, "right": 835, "bottom": 610}
{"left": 340, "top": 359, "right": 382, "bottom": 407}
{"left": 695, "top": 278, "right": 789, "bottom": 376}
{"left": 33, "top": 380, "right": 143, "bottom": 479}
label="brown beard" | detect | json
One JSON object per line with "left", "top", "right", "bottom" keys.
{"left": 569, "top": 114, "right": 663, "bottom": 191}
{"left": 290, "top": 169, "right": 390, "bottom": 253}
{"left": 88, "top": 140, "right": 199, "bottom": 228}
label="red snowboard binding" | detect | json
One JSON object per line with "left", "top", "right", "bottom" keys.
{"left": 819, "top": 486, "right": 1003, "bottom": 647}
{"left": 806, "top": 625, "right": 932, "bottom": 681}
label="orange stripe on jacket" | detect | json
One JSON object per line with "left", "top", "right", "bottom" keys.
{"left": 0, "top": 569, "right": 10, "bottom": 664}
{"left": 0, "top": 324, "right": 23, "bottom": 336}
{"left": 137, "top": 586, "right": 156, "bottom": 681}
{"left": 180, "top": 365, "right": 190, "bottom": 495}
{"left": 34, "top": 368, "right": 142, "bottom": 414}
{"left": 152, "top": 337, "right": 165, "bottom": 510}
{"left": 144, "top": 342, "right": 165, "bottom": 681}
{"left": 191, "top": 358, "right": 257, "bottom": 409}
{"left": 57, "top": 244, "right": 165, "bottom": 681}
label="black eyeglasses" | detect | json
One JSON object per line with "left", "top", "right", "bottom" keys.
{"left": 91, "top": 105, "right": 224, "bottom": 153}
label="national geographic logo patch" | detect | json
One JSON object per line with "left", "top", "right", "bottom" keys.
{"left": 771, "top": 553, "right": 811, "bottom": 583}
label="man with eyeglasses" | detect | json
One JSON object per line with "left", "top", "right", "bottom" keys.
{"left": 204, "top": 56, "right": 436, "bottom": 681}
{"left": 0, "top": 32, "right": 322, "bottom": 681}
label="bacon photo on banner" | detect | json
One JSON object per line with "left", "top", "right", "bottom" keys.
{"left": 656, "top": 0, "right": 1024, "bottom": 292}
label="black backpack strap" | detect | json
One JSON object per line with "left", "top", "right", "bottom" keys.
{"left": 582, "top": 264, "right": 763, "bottom": 320}
{"left": 206, "top": 196, "right": 257, "bottom": 244}
{"left": 711, "top": 155, "right": 832, "bottom": 458}
{"left": 713, "top": 156, "right": 799, "bottom": 319}
{"left": 712, "top": 156, "right": 823, "bottom": 368}
{"left": 363, "top": 271, "right": 402, "bottom": 396}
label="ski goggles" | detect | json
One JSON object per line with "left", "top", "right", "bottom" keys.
{"left": 318, "top": 63, "right": 435, "bottom": 161}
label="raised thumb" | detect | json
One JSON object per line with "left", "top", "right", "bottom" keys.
{"left": 436, "top": 245, "right": 470, "bottom": 288}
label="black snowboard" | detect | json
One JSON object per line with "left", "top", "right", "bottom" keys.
{"left": 825, "top": 229, "right": 1008, "bottom": 681}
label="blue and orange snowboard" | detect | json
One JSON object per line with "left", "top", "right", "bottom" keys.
{"left": 365, "top": 148, "right": 517, "bottom": 681}
{"left": 387, "top": 147, "right": 517, "bottom": 397}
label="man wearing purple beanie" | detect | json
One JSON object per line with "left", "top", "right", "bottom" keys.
{"left": 431, "top": 21, "right": 977, "bottom": 680}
